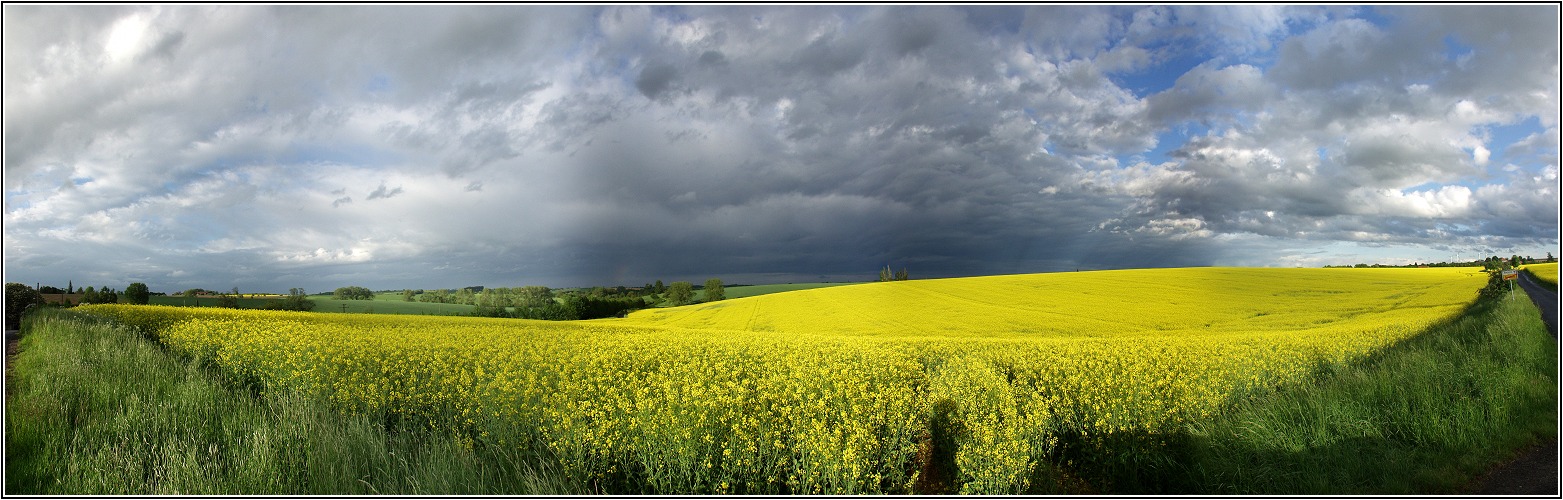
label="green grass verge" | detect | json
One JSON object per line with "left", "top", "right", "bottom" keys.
{"left": 1060, "top": 292, "right": 1555, "bottom": 494}
{"left": 4, "top": 308, "right": 569, "bottom": 495}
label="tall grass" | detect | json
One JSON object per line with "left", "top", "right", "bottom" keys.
{"left": 1112, "top": 291, "right": 1556, "bottom": 494}
{"left": 4, "top": 309, "right": 571, "bottom": 495}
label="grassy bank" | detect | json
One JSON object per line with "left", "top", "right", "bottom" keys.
{"left": 4, "top": 308, "right": 568, "bottom": 495}
{"left": 1083, "top": 290, "right": 1556, "bottom": 494}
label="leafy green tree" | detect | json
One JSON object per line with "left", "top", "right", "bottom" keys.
{"left": 704, "top": 278, "right": 725, "bottom": 302}
{"left": 263, "top": 287, "right": 314, "bottom": 311}
{"left": 418, "top": 289, "right": 450, "bottom": 303}
{"left": 476, "top": 288, "right": 511, "bottom": 308}
{"left": 880, "top": 265, "right": 910, "bottom": 281}
{"left": 124, "top": 283, "right": 150, "bottom": 305}
{"left": 332, "top": 286, "right": 374, "bottom": 300}
{"left": 654, "top": 280, "right": 666, "bottom": 294}
{"left": 666, "top": 281, "right": 695, "bottom": 306}
{"left": 515, "top": 286, "right": 555, "bottom": 309}
{"left": 5, "top": 283, "right": 44, "bottom": 330}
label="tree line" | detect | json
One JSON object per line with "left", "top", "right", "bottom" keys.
{"left": 395, "top": 278, "right": 728, "bottom": 320}
{"left": 1325, "top": 253, "right": 1557, "bottom": 270}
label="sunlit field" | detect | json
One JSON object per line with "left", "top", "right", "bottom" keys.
{"left": 66, "top": 267, "right": 1493, "bottom": 493}
{"left": 1521, "top": 262, "right": 1558, "bottom": 288}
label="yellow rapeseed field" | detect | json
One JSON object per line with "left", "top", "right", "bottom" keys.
{"left": 1521, "top": 262, "right": 1558, "bottom": 287}
{"left": 77, "top": 267, "right": 1486, "bottom": 494}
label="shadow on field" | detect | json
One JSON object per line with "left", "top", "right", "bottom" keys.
{"left": 912, "top": 399, "right": 963, "bottom": 494}
{"left": 1028, "top": 294, "right": 1557, "bottom": 495}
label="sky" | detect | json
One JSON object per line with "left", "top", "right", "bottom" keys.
{"left": 3, "top": 5, "right": 1560, "bottom": 293}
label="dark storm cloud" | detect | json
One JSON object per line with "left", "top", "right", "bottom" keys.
{"left": 3, "top": 5, "right": 1556, "bottom": 292}
{"left": 634, "top": 62, "right": 679, "bottom": 99}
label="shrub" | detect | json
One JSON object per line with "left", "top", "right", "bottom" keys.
{"left": 5, "top": 282, "right": 44, "bottom": 330}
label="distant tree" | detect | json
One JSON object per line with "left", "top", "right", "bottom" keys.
{"left": 38, "top": 285, "right": 65, "bottom": 294}
{"left": 515, "top": 286, "right": 555, "bottom": 309}
{"left": 704, "top": 278, "right": 725, "bottom": 302}
{"left": 666, "top": 281, "right": 695, "bottom": 306}
{"left": 5, "top": 283, "right": 45, "bottom": 330}
{"left": 654, "top": 280, "right": 666, "bottom": 294}
{"left": 879, "top": 265, "right": 910, "bottom": 281}
{"left": 472, "top": 290, "right": 510, "bottom": 318}
{"left": 332, "top": 286, "right": 374, "bottom": 300}
{"left": 81, "top": 286, "right": 101, "bottom": 304}
{"left": 417, "top": 290, "right": 440, "bottom": 303}
{"left": 67, "top": 280, "right": 73, "bottom": 294}
{"left": 125, "top": 283, "right": 151, "bottom": 305}
{"left": 476, "top": 288, "right": 511, "bottom": 309}
{"left": 1549, "top": 252, "right": 1556, "bottom": 263}
{"left": 402, "top": 289, "right": 415, "bottom": 302}
{"left": 215, "top": 288, "right": 241, "bottom": 308}
{"left": 263, "top": 287, "right": 315, "bottom": 311}
{"left": 471, "top": 304, "right": 509, "bottom": 318}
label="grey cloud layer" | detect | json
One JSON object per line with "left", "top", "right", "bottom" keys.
{"left": 3, "top": 5, "right": 1557, "bottom": 291}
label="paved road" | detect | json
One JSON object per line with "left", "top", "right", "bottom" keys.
{"left": 1515, "top": 271, "right": 1558, "bottom": 338}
